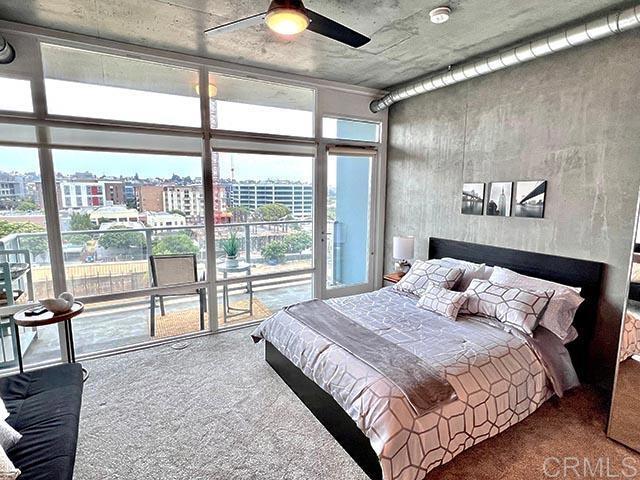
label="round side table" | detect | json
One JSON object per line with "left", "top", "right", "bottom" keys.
{"left": 13, "top": 302, "right": 85, "bottom": 378}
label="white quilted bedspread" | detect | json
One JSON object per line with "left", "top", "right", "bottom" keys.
{"left": 252, "top": 287, "right": 552, "bottom": 480}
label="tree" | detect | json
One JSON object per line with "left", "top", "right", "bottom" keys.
{"left": 261, "top": 240, "right": 287, "bottom": 264}
{"left": 284, "top": 231, "right": 312, "bottom": 254}
{"left": 16, "top": 200, "right": 38, "bottom": 212}
{"left": 70, "top": 213, "right": 93, "bottom": 231}
{"left": 255, "top": 204, "right": 290, "bottom": 221}
{"left": 20, "top": 236, "right": 49, "bottom": 259}
{"left": 0, "top": 220, "right": 44, "bottom": 237}
{"left": 230, "top": 206, "right": 250, "bottom": 223}
{"left": 98, "top": 226, "right": 145, "bottom": 250}
{"left": 0, "top": 221, "right": 48, "bottom": 259}
{"left": 152, "top": 233, "right": 199, "bottom": 255}
{"left": 169, "top": 209, "right": 186, "bottom": 217}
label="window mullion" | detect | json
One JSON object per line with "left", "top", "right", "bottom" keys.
{"left": 31, "top": 39, "right": 71, "bottom": 362}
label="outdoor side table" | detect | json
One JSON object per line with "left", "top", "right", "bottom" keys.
{"left": 13, "top": 302, "right": 84, "bottom": 375}
{"left": 217, "top": 262, "right": 253, "bottom": 323}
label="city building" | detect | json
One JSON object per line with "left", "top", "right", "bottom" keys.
{"left": 144, "top": 211, "right": 187, "bottom": 228}
{"left": 0, "top": 173, "right": 27, "bottom": 206}
{"left": 37, "top": 179, "right": 126, "bottom": 210}
{"left": 89, "top": 205, "right": 141, "bottom": 225}
{"left": 136, "top": 185, "right": 164, "bottom": 212}
{"left": 162, "top": 185, "right": 204, "bottom": 223}
{"left": 104, "top": 181, "right": 125, "bottom": 206}
{"left": 224, "top": 181, "right": 312, "bottom": 218}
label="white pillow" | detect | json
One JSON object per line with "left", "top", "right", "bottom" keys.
{"left": 438, "top": 258, "right": 491, "bottom": 291}
{"left": 461, "top": 279, "right": 554, "bottom": 335}
{"left": 0, "top": 446, "right": 19, "bottom": 480}
{"left": 489, "top": 266, "right": 584, "bottom": 342}
{"left": 0, "top": 400, "right": 7, "bottom": 422}
{"left": 417, "top": 282, "right": 468, "bottom": 320}
{"left": 394, "top": 260, "right": 463, "bottom": 296}
{"left": 0, "top": 421, "right": 20, "bottom": 452}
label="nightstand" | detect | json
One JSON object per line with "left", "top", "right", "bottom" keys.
{"left": 383, "top": 272, "right": 405, "bottom": 284}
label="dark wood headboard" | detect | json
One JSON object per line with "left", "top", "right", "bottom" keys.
{"left": 428, "top": 237, "right": 604, "bottom": 382}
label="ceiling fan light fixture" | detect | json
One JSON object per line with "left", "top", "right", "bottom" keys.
{"left": 194, "top": 83, "right": 218, "bottom": 98}
{"left": 265, "top": 7, "right": 310, "bottom": 35}
{"left": 429, "top": 6, "right": 451, "bottom": 24}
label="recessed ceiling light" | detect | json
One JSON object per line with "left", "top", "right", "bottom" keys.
{"left": 429, "top": 6, "right": 451, "bottom": 24}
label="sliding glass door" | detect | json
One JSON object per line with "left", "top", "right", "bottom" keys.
{"left": 322, "top": 148, "right": 377, "bottom": 298}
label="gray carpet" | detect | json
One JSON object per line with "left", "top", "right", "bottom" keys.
{"left": 76, "top": 327, "right": 367, "bottom": 480}
{"left": 76, "top": 327, "right": 640, "bottom": 480}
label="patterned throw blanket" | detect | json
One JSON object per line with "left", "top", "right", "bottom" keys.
{"left": 282, "top": 299, "right": 457, "bottom": 415}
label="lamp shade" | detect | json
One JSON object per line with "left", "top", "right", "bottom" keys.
{"left": 392, "top": 236, "right": 414, "bottom": 260}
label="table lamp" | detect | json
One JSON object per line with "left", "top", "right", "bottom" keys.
{"left": 393, "top": 236, "right": 414, "bottom": 274}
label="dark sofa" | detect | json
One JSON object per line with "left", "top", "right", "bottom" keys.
{"left": 0, "top": 363, "right": 83, "bottom": 480}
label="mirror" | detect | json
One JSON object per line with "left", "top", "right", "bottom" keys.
{"left": 608, "top": 191, "right": 640, "bottom": 452}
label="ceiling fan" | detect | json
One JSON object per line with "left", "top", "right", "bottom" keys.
{"left": 204, "top": 0, "right": 370, "bottom": 48}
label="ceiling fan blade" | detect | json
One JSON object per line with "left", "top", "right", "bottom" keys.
{"left": 204, "top": 12, "right": 267, "bottom": 36}
{"left": 306, "top": 9, "right": 370, "bottom": 48}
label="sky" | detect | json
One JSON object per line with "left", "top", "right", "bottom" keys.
{"left": 0, "top": 147, "right": 313, "bottom": 183}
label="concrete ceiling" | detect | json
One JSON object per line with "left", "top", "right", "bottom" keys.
{"left": 0, "top": 0, "right": 629, "bottom": 89}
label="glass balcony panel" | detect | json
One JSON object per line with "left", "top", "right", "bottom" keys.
{"left": 218, "top": 273, "right": 312, "bottom": 328}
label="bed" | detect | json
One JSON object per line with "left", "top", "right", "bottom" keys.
{"left": 253, "top": 238, "right": 603, "bottom": 480}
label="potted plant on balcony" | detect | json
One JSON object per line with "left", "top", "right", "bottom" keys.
{"left": 221, "top": 232, "right": 240, "bottom": 268}
{"left": 261, "top": 240, "right": 287, "bottom": 266}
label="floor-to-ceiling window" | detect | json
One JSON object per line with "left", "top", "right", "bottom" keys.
{"left": 208, "top": 72, "right": 316, "bottom": 326}
{"left": 0, "top": 25, "right": 386, "bottom": 368}
{"left": 0, "top": 144, "right": 60, "bottom": 368}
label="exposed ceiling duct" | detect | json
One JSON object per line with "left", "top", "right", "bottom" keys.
{"left": 0, "top": 36, "right": 15, "bottom": 64}
{"left": 370, "top": 4, "right": 640, "bottom": 112}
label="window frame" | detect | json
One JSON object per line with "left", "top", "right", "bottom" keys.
{"left": 0, "top": 25, "right": 388, "bottom": 368}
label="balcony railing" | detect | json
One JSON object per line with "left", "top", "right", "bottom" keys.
{"left": 0, "top": 219, "right": 313, "bottom": 300}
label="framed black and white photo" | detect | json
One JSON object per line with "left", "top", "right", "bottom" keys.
{"left": 514, "top": 180, "right": 547, "bottom": 218}
{"left": 461, "top": 183, "right": 485, "bottom": 215}
{"left": 486, "top": 182, "right": 512, "bottom": 216}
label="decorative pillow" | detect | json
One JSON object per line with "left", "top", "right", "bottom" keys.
{"left": 394, "top": 260, "right": 463, "bottom": 296}
{"left": 489, "top": 266, "right": 583, "bottom": 342}
{"left": 439, "top": 258, "right": 491, "bottom": 291}
{"left": 0, "top": 421, "right": 20, "bottom": 451}
{"left": 0, "top": 400, "right": 7, "bottom": 421}
{"left": 461, "top": 279, "right": 554, "bottom": 335}
{"left": 0, "top": 446, "right": 20, "bottom": 480}
{"left": 417, "top": 282, "right": 468, "bottom": 320}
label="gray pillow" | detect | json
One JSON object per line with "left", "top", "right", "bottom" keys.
{"left": 461, "top": 279, "right": 554, "bottom": 335}
{"left": 438, "top": 258, "right": 491, "bottom": 291}
{"left": 417, "top": 282, "right": 468, "bottom": 320}
{"left": 394, "top": 260, "right": 463, "bottom": 296}
{"left": 0, "top": 421, "right": 20, "bottom": 451}
{"left": 489, "top": 266, "right": 583, "bottom": 342}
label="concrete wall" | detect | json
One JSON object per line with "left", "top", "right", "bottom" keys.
{"left": 384, "top": 31, "right": 640, "bottom": 388}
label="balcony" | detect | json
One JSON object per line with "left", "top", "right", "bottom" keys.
{"left": 0, "top": 220, "right": 313, "bottom": 369}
